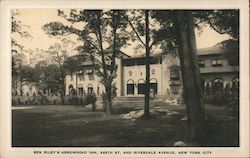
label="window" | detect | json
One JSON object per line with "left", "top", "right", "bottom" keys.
{"left": 138, "top": 79, "right": 146, "bottom": 94}
{"left": 78, "top": 88, "right": 83, "bottom": 95}
{"left": 70, "top": 74, "right": 73, "bottom": 81}
{"left": 198, "top": 60, "right": 205, "bottom": 67}
{"left": 170, "top": 69, "right": 179, "bottom": 80}
{"left": 211, "top": 59, "right": 223, "bottom": 67}
{"left": 127, "top": 80, "right": 135, "bottom": 95}
{"left": 86, "top": 69, "right": 93, "bottom": 74}
{"left": 87, "top": 84, "right": 94, "bottom": 94}
{"left": 86, "top": 69, "right": 94, "bottom": 80}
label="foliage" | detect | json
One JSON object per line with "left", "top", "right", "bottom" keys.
{"left": 11, "top": 9, "right": 31, "bottom": 38}
{"left": 221, "top": 39, "right": 239, "bottom": 66}
{"left": 63, "top": 54, "right": 86, "bottom": 74}
{"left": 43, "top": 9, "right": 130, "bottom": 113}
{"left": 33, "top": 62, "right": 63, "bottom": 94}
{"left": 85, "top": 93, "right": 97, "bottom": 105}
{"left": 20, "top": 65, "right": 36, "bottom": 83}
{"left": 193, "top": 10, "right": 239, "bottom": 39}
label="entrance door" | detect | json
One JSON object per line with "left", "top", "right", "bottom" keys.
{"left": 138, "top": 83, "right": 146, "bottom": 94}
{"left": 127, "top": 84, "right": 134, "bottom": 95}
{"left": 150, "top": 83, "right": 157, "bottom": 94}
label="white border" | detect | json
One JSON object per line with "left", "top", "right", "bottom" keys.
{"left": 0, "top": 0, "right": 249, "bottom": 158}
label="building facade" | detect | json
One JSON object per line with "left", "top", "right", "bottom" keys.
{"left": 198, "top": 42, "right": 239, "bottom": 95}
{"left": 65, "top": 41, "right": 239, "bottom": 99}
{"left": 65, "top": 51, "right": 183, "bottom": 99}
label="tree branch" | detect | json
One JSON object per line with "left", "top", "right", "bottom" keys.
{"left": 208, "top": 19, "right": 228, "bottom": 35}
{"left": 128, "top": 19, "right": 146, "bottom": 47}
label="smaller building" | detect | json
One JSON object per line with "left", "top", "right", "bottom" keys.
{"left": 198, "top": 41, "right": 239, "bottom": 95}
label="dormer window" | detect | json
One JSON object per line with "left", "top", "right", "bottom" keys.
{"left": 198, "top": 60, "right": 205, "bottom": 67}
{"left": 211, "top": 59, "right": 222, "bottom": 67}
{"left": 170, "top": 69, "right": 179, "bottom": 80}
{"left": 86, "top": 69, "right": 93, "bottom": 74}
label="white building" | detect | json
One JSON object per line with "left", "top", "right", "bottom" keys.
{"left": 65, "top": 40, "right": 239, "bottom": 99}
{"left": 65, "top": 51, "right": 183, "bottom": 99}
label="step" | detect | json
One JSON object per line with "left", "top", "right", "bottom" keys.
{"left": 113, "top": 96, "right": 145, "bottom": 102}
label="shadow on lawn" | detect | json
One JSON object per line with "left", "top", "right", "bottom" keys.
{"left": 12, "top": 104, "right": 239, "bottom": 147}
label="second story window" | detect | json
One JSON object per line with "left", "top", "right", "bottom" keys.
{"left": 211, "top": 59, "right": 223, "bottom": 67}
{"left": 170, "top": 69, "right": 179, "bottom": 80}
{"left": 198, "top": 60, "right": 205, "bottom": 67}
{"left": 86, "top": 69, "right": 94, "bottom": 81}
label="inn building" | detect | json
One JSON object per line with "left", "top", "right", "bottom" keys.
{"left": 65, "top": 41, "right": 239, "bottom": 99}
{"left": 65, "top": 51, "right": 183, "bottom": 99}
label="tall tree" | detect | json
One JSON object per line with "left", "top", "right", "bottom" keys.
{"left": 174, "top": 11, "right": 205, "bottom": 141}
{"left": 128, "top": 10, "right": 168, "bottom": 119}
{"left": 153, "top": 9, "right": 238, "bottom": 142}
{"left": 11, "top": 9, "right": 32, "bottom": 96}
{"left": 47, "top": 39, "right": 77, "bottom": 96}
{"left": 43, "top": 10, "right": 129, "bottom": 114}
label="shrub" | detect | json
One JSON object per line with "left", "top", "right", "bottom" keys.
{"left": 85, "top": 94, "right": 97, "bottom": 105}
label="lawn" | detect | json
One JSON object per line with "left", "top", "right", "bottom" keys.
{"left": 12, "top": 101, "right": 239, "bottom": 147}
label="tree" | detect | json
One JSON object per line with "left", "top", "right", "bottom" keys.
{"left": 47, "top": 39, "right": 77, "bottom": 96}
{"left": 128, "top": 10, "right": 173, "bottom": 119}
{"left": 153, "top": 10, "right": 205, "bottom": 141}
{"left": 11, "top": 9, "right": 32, "bottom": 96}
{"left": 173, "top": 11, "right": 205, "bottom": 141}
{"left": 221, "top": 39, "right": 239, "bottom": 66}
{"left": 44, "top": 64, "right": 64, "bottom": 94}
{"left": 153, "top": 10, "right": 239, "bottom": 142}
{"left": 43, "top": 9, "right": 129, "bottom": 114}
{"left": 18, "top": 65, "right": 35, "bottom": 96}
{"left": 193, "top": 10, "right": 239, "bottom": 40}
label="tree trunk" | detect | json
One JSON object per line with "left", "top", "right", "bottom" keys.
{"left": 186, "top": 11, "right": 205, "bottom": 115}
{"left": 174, "top": 11, "right": 205, "bottom": 141}
{"left": 19, "top": 79, "right": 23, "bottom": 96}
{"left": 143, "top": 10, "right": 151, "bottom": 119}
{"left": 60, "top": 76, "right": 65, "bottom": 104}
{"left": 105, "top": 84, "right": 113, "bottom": 114}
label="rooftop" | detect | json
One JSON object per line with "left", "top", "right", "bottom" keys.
{"left": 197, "top": 39, "right": 237, "bottom": 56}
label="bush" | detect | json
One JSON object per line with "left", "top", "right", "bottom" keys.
{"left": 225, "top": 95, "right": 239, "bottom": 117}
{"left": 68, "top": 97, "right": 80, "bottom": 105}
{"left": 204, "top": 91, "right": 231, "bottom": 105}
{"left": 85, "top": 94, "right": 97, "bottom": 105}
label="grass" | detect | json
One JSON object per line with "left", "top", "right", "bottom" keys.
{"left": 12, "top": 102, "right": 239, "bottom": 147}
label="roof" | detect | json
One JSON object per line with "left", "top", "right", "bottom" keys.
{"left": 128, "top": 52, "right": 163, "bottom": 59}
{"left": 200, "top": 66, "right": 239, "bottom": 74}
{"left": 197, "top": 39, "right": 237, "bottom": 56}
{"left": 197, "top": 43, "right": 224, "bottom": 56}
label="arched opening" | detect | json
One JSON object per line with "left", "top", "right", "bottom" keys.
{"left": 212, "top": 78, "right": 223, "bottom": 92}
{"left": 87, "top": 83, "right": 94, "bottom": 94}
{"left": 78, "top": 84, "right": 84, "bottom": 96}
{"left": 127, "top": 79, "right": 135, "bottom": 95}
{"left": 232, "top": 77, "right": 239, "bottom": 95}
{"left": 138, "top": 79, "right": 146, "bottom": 94}
{"left": 150, "top": 78, "right": 158, "bottom": 94}
{"left": 29, "top": 87, "right": 32, "bottom": 96}
{"left": 68, "top": 84, "right": 75, "bottom": 96}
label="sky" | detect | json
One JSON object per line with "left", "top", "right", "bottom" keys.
{"left": 14, "top": 9, "right": 231, "bottom": 57}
